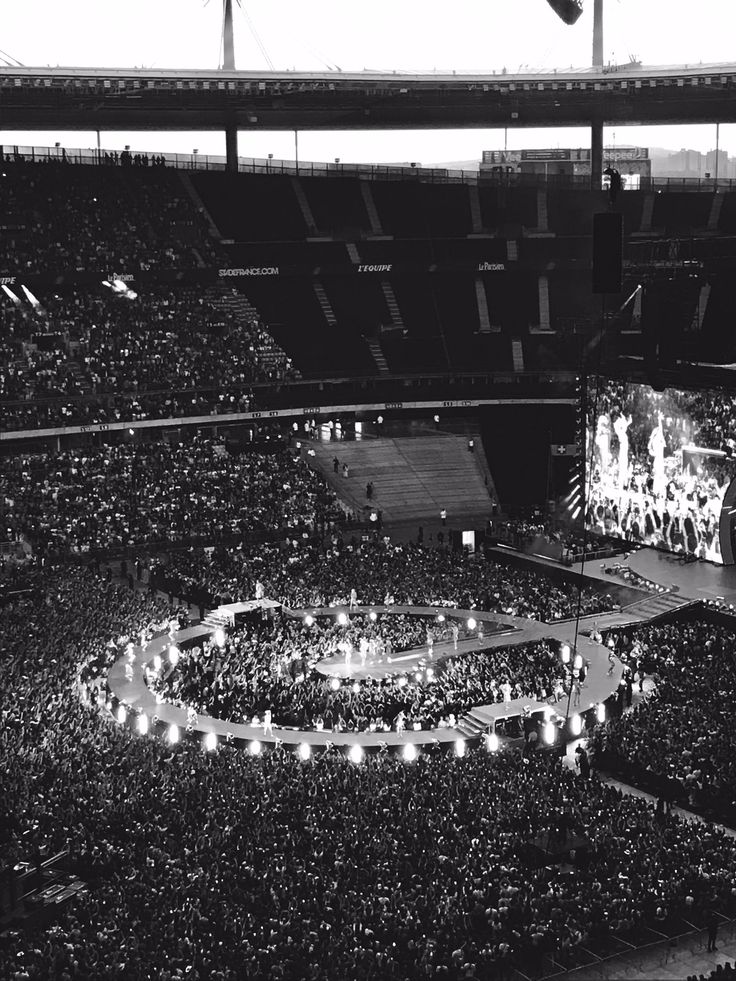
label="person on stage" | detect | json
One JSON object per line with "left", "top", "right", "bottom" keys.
{"left": 613, "top": 411, "right": 632, "bottom": 490}
{"left": 349, "top": 587, "right": 358, "bottom": 610}
{"left": 648, "top": 413, "right": 667, "bottom": 501}
{"left": 263, "top": 709, "right": 273, "bottom": 738}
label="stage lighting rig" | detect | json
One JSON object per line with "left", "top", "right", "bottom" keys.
{"left": 546, "top": 0, "right": 584, "bottom": 24}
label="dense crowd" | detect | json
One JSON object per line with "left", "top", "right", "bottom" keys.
{"left": 153, "top": 538, "right": 619, "bottom": 623}
{"left": 3, "top": 567, "right": 736, "bottom": 980}
{"left": 587, "top": 379, "right": 736, "bottom": 560}
{"left": 0, "top": 286, "right": 294, "bottom": 413}
{"left": 153, "top": 612, "right": 564, "bottom": 731}
{"left": 0, "top": 159, "right": 217, "bottom": 274}
{"left": 1, "top": 438, "right": 342, "bottom": 553}
{"left": 592, "top": 620, "right": 736, "bottom": 819}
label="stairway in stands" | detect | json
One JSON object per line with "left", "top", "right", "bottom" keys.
{"left": 367, "top": 338, "right": 390, "bottom": 375}
{"left": 205, "top": 286, "right": 292, "bottom": 376}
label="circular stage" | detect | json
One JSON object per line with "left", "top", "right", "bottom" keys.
{"left": 104, "top": 603, "right": 625, "bottom": 752}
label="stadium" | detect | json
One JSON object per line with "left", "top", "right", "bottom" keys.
{"left": 5, "top": 1, "right": 736, "bottom": 978}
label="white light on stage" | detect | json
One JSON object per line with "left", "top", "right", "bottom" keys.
{"left": 437, "top": 614, "right": 445, "bottom": 623}
{"left": 467, "top": 618, "right": 477, "bottom": 631}
{"left": 596, "top": 703, "right": 606, "bottom": 723}
{"left": 116, "top": 704, "right": 127, "bottom": 724}
{"left": 349, "top": 744, "right": 364, "bottom": 764}
{"left": 455, "top": 738, "right": 466, "bottom": 758}
{"left": 249, "top": 740, "right": 262, "bottom": 756}
{"left": 352, "top": 682, "right": 360, "bottom": 693}
{"left": 571, "top": 713, "right": 582, "bottom": 736}
{"left": 543, "top": 705, "right": 554, "bottom": 720}
{"left": 377, "top": 415, "right": 383, "bottom": 424}
{"left": 413, "top": 722, "right": 421, "bottom": 730}
{"left": 337, "top": 612, "right": 348, "bottom": 626}
{"left": 571, "top": 505, "right": 582, "bottom": 520}
{"left": 574, "top": 653, "right": 583, "bottom": 671}
{"left": 214, "top": 627, "right": 226, "bottom": 648}
{"left": 304, "top": 614, "right": 314, "bottom": 627}
{"left": 369, "top": 611, "right": 377, "bottom": 621}
{"left": 1, "top": 284, "right": 20, "bottom": 304}
{"left": 561, "top": 644, "right": 571, "bottom": 663}
{"left": 414, "top": 671, "right": 422, "bottom": 681}
{"left": 204, "top": 731, "right": 217, "bottom": 752}
{"left": 403, "top": 743, "right": 417, "bottom": 762}
{"left": 168, "top": 724, "right": 180, "bottom": 745}
{"left": 168, "top": 645, "right": 179, "bottom": 666}
{"left": 486, "top": 732, "right": 499, "bottom": 753}
{"left": 397, "top": 676, "right": 408, "bottom": 688}
{"left": 426, "top": 667, "right": 434, "bottom": 679}
{"left": 544, "top": 720, "right": 557, "bottom": 745}
{"left": 137, "top": 713, "right": 149, "bottom": 735}
{"left": 298, "top": 742, "right": 311, "bottom": 761}
{"left": 330, "top": 677, "right": 341, "bottom": 691}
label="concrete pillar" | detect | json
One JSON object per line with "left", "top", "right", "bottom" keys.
{"left": 225, "top": 124, "right": 238, "bottom": 173}
{"left": 592, "top": 0, "right": 604, "bottom": 69}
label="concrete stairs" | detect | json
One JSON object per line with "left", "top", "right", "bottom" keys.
{"left": 511, "top": 338, "right": 525, "bottom": 372}
{"left": 204, "top": 286, "right": 292, "bottom": 374}
{"left": 178, "top": 171, "right": 222, "bottom": 240}
{"left": 475, "top": 277, "right": 493, "bottom": 333}
{"left": 530, "top": 274, "right": 553, "bottom": 333}
{"left": 346, "top": 242, "right": 361, "bottom": 263}
{"left": 468, "top": 184, "right": 483, "bottom": 233}
{"left": 506, "top": 240, "right": 519, "bottom": 262}
{"left": 360, "top": 180, "right": 384, "bottom": 235}
{"left": 708, "top": 190, "right": 725, "bottom": 232}
{"left": 536, "top": 188, "right": 549, "bottom": 233}
{"left": 202, "top": 607, "right": 232, "bottom": 632}
{"left": 381, "top": 281, "right": 404, "bottom": 329}
{"left": 291, "top": 176, "right": 318, "bottom": 235}
{"left": 313, "top": 281, "right": 338, "bottom": 326}
{"left": 367, "top": 337, "right": 390, "bottom": 374}
{"left": 619, "top": 591, "right": 698, "bottom": 625}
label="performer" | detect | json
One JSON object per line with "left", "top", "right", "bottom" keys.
{"left": 349, "top": 587, "right": 358, "bottom": 610}
{"left": 263, "top": 709, "right": 273, "bottom": 737}
{"left": 595, "top": 412, "right": 611, "bottom": 473}
{"left": 501, "top": 680, "right": 512, "bottom": 706}
{"left": 648, "top": 413, "right": 667, "bottom": 501}
{"left": 254, "top": 580, "right": 265, "bottom": 600}
{"left": 613, "top": 412, "right": 632, "bottom": 490}
{"left": 394, "top": 710, "right": 406, "bottom": 738}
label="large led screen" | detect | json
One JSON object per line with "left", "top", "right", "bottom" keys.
{"left": 586, "top": 377, "right": 736, "bottom": 564}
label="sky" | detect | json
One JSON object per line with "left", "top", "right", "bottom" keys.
{"left": 3, "top": 0, "right": 736, "bottom": 164}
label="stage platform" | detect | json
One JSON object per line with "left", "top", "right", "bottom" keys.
{"left": 627, "top": 547, "right": 736, "bottom": 604}
{"left": 106, "top": 603, "right": 625, "bottom": 751}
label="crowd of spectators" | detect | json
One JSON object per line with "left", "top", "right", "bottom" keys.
{"left": 153, "top": 612, "right": 563, "bottom": 731}
{"left": 0, "top": 286, "right": 294, "bottom": 417}
{"left": 0, "top": 158, "right": 217, "bottom": 274}
{"left": 592, "top": 620, "right": 736, "bottom": 821}
{"left": 3, "top": 567, "right": 736, "bottom": 980}
{"left": 153, "top": 538, "right": 619, "bottom": 623}
{"left": 1, "top": 438, "right": 342, "bottom": 554}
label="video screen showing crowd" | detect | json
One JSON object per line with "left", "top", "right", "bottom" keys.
{"left": 586, "top": 377, "right": 736, "bottom": 563}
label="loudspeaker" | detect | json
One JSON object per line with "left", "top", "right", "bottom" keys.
{"left": 592, "top": 212, "right": 623, "bottom": 294}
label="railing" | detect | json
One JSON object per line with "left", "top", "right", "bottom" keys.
{"left": 3, "top": 144, "right": 736, "bottom": 191}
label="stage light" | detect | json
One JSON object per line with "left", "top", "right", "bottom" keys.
{"left": 349, "top": 744, "right": 364, "bottom": 763}
{"left": 403, "top": 743, "right": 418, "bottom": 762}
{"left": 413, "top": 722, "right": 421, "bottom": 730}
{"left": 546, "top": 0, "right": 584, "bottom": 26}
{"left": 571, "top": 713, "right": 582, "bottom": 736}
{"left": 397, "top": 676, "right": 408, "bottom": 688}
{"left": 437, "top": 614, "right": 445, "bottom": 623}
{"left": 455, "top": 738, "right": 466, "bottom": 757}
{"left": 330, "top": 677, "right": 341, "bottom": 691}
{"left": 544, "top": 720, "right": 557, "bottom": 745}
{"left": 116, "top": 704, "right": 127, "bottom": 724}
{"left": 596, "top": 703, "right": 606, "bottom": 723}
{"left": 571, "top": 505, "right": 582, "bottom": 520}
{"left": 337, "top": 612, "right": 348, "bottom": 626}
{"left": 137, "top": 713, "right": 149, "bottom": 735}
{"left": 214, "top": 627, "right": 226, "bottom": 648}
{"left": 249, "top": 739, "right": 262, "bottom": 756}
{"left": 561, "top": 644, "right": 571, "bottom": 663}
{"left": 486, "top": 732, "right": 499, "bottom": 752}
{"left": 377, "top": 415, "right": 384, "bottom": 424}
{"left": 369, "top": 611, "right": 377, "bottom": 621}
{"left": 304, "top": 614, "right": 314, "bottom": 627}
{"left": 426, "top": 667, "right": 434, "bottom": 679}
{"left": 168, "top": 644, "right": 179, "bottom": 666}
{"left": 21, "top": 285, "right": 41, "bottom": 308}
{"left": 414, "top": 671, "right": 422, "bottom": 681}
{"left": 574, "top": 653, "right": 583, "bottom": 671}
{"left": 168, "top": 723, "right": 180, "bottom": 745}
{"left": 352, "top": 682, "right": 360, "bottom": 693}
{"left": 1, "top": 284, "right": 20, "bottom": 304}
{"left": 467, "top": 618, "right": 477, "bottom": 631}
{"left": 204, "top": 731, "right": 217, "bottom": 752}
{"left": 298, "top": 742, "right": 311, "bottom": 761}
